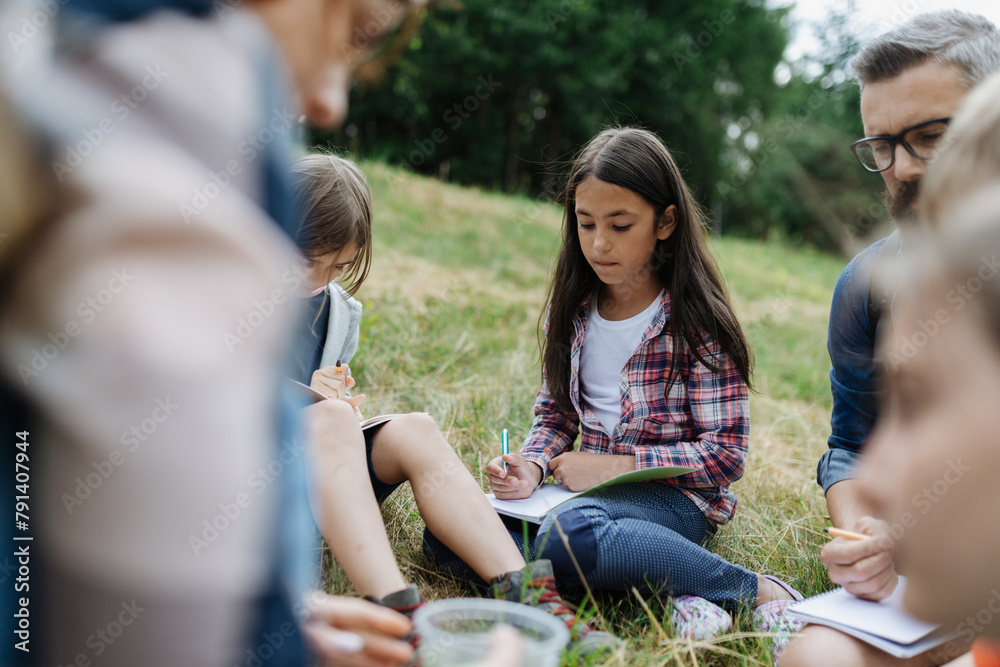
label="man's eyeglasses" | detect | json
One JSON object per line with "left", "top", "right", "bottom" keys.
{"left": 850, "top": 118, "right": 952, "bottom": 173}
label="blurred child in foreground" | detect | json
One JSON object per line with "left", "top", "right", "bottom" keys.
{"left": 858, "top": 71, "right": 1000, "bottom": 667}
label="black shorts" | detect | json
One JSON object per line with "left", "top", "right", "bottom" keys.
{"left": 364, "top": 422, "right": 402, "bottom": 504}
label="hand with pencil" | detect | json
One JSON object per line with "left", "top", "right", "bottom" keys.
{"left": 310, "top": 358, "right": 367, "bottom": 421}
{"left": 487, "top": 448, "right": 543, "bottom": 500}
{"left": 821, "top": 516, "right": 898, "bottom": 601}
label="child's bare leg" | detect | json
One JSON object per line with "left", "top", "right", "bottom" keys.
{"left": 371, "top": 414, "right": 526, "bottom": 580}
{"left": 306, "top": 399, "right": 408, "bottom": 599}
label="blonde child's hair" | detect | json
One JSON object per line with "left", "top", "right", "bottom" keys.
{"left": 291, "top": 153, "right": 373, "bottom": 296}
{"left": 921, "top": 71, "right": 1000, "bottom": 226}
{"left": 906, "top": 185, "right": 1000, "bottom": 344}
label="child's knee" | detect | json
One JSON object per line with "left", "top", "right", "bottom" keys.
{"left": 394, "top": 412, "right": 444, "bottom": 441}
{"left": 309, "top": 398, "right": 362, "bottom": 437}
{"left": 535, "top": 508, "right": 599, "bottom": 584}
{"left": 380, "top": 412, "right": 453, "bottom": 460}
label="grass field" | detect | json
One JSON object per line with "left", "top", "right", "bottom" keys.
{"left": 329, "top": 161, "right": 851, "bottom": 666}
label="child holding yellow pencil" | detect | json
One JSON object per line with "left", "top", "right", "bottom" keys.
{"left": 287, "top": 154, "right": 617, "bottom": 656}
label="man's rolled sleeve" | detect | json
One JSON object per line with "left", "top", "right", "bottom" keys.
{"left": 822, "top": 240, "right": 884, "bottom": 492}
{"left": 817, "top": 447, "right": 864, "bottom": 493}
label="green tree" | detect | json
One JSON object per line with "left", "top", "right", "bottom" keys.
{"left": 316, "top": 0, "right": 789, "bottom": 208}
{"left": 717, "top": 8, "right": 888, "bottom": 253}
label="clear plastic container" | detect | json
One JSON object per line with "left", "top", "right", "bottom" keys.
{"left": 413, "top": 598, "right": 569, "bottom": 667}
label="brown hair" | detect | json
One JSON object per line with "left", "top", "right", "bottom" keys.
{"left": 290, "top": 153, "right": 373, "bottom": 296}
{"left": 541, "top": 127, "right": 753, "bottom": 403}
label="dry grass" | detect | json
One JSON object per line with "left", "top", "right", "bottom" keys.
{"left": 322, "top": 161, "right": 848, "bottom": 665}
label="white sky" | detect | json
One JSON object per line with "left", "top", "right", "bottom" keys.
{"left": 782, "top": 0, "right": 1000, "bottom": 62}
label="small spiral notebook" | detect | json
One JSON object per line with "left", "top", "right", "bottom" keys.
{"left": 786, "top": 577, "right": 958, "bottom": 658}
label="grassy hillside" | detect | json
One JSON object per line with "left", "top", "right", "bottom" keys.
{"left": 333, "top": 161, "right": 850, "bottom": 666}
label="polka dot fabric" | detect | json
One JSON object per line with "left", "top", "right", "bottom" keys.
{"left": 535, "top": 482, "right": 758, "bottom": 612}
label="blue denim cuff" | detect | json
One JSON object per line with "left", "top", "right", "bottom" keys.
{"left": 817, "top": 447, "right": 864, "bottom": 494}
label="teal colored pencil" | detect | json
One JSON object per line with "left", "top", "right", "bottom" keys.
{"left": 502, "top": 428, "right": 509, "bottom": 473}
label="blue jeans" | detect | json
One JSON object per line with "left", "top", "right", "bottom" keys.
{"left": 424, "top": 483, "right": 758, "bottom": 612}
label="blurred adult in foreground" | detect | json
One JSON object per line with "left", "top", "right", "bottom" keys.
{"left": 0, "top": 0, "right": 429, "bottom": 665}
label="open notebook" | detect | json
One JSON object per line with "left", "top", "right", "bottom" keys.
{"left": 487, "top": 465, "right": 694, "bottom": 523}
{"left": 786, "top": 577, "right": 957, "bottom": 658}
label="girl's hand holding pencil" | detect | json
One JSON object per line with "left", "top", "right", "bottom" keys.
{"left": 487, "top": 452, "right": 543, "bottom": 500}
{"left": 310, "top": 363, "right": 367, "bottom": 421}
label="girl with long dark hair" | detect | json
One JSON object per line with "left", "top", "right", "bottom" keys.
{"left": 488, "top": 127, "right": 801, "bottom": 643}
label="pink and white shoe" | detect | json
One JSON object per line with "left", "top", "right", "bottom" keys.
{"left": 670, "top": 595, "right": 732, "bottom": 640}
{"left": 752, "top": 575, "right": 804, "bottom": 664}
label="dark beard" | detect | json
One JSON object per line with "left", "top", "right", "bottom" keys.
{"left": 884, "top": 179, "right": 921, "bottom": 225}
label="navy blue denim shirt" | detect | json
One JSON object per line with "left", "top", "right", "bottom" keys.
{"left": 819, "top": 231, "right": 900, "bottom": 493}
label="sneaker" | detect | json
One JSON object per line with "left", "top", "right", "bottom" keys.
{"left": 752, "top": 575, "right": 804, "bottom": 665}
{"left": 490, "top": 559, "right": 620, "bottom": 657}
{"left": 670, "top": 595, "right": 732, "bottom": 640}
{"left": 365, "top": 584, "right": 425, "bottom": 664}
{"left": 365, "top": 583, "right": 426, "bottom": 618}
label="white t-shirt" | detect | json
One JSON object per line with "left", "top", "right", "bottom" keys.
{"left": 579, "top": 290, "right": 664, "bottom": 436}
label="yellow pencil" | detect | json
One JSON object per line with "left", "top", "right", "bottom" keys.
{"left": 824, "top": 526, "right": 868, "bottom": 541}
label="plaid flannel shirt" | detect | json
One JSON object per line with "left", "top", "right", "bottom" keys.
{"left": 520, "top": 291, "right": 749, "bottom": 526}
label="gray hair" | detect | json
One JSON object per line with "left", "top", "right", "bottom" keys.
{"left": 852, "top": 9, "right": 1000, "bottom": 89}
